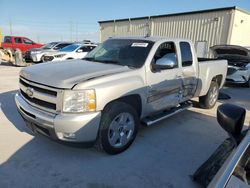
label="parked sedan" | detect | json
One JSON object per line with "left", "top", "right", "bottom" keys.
{"left": 193, "top": 103, "right": 250, "bottom": 188}
{"left": 25, "top": 42, "right": 73, "bottom": 63}
{"left": 42, "top": 43, "right": 97, "bottom": 62}
{"left": 211, "top": 45, "right": 250, "bottom": 87}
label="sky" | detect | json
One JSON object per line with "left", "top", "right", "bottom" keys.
{"left": 0, "top": 0, "right": 250, "bottom": 43}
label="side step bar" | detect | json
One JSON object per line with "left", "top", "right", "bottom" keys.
{"left": 142, "top": 101, "right": 193, "bottom": 126}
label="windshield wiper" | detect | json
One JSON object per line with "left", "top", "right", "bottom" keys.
{"left": 82, "top": 57, "right": 95, "bottom": 61}
{"left": 96, "top": 60, "right": 122, "bottom": 65}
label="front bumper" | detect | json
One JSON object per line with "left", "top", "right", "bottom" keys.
{"left": 226, "top": 71, "right": 249, "bottom": 84}
{"left": 30, "top": 54, "right": 42, "bottom": 62}
{"left": 15, "top": 92, "right": 101, "bottom": 143}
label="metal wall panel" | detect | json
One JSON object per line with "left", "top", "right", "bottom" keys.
{"left": 99, "top": 9, "right": 234, "bottom": 56}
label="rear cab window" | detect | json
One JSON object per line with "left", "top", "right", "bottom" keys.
{"left": 4, "top": 36, "right": 12, "bottom": 43}
{"left": 180, "top": 42, "right": 193, "bottom": 67}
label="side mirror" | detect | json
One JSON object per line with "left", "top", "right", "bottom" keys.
{"left": 77, "top": 49, "right": 83, "bottom": 53}
{"left": 152, "top": 53, "right": 177, "bottom": 70}
{"left": 217, "top": 103, "right": 246, "bottom": 143}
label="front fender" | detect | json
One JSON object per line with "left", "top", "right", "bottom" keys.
{"left": 95, "top": 76, "right": 146, "bottom": 111}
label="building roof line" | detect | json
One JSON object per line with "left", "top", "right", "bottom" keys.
{"left": 98, "top": 6, "right": 250, "bottom": 24}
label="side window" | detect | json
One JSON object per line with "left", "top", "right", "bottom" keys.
{"left": 4, "top": 37, "right": 12, "bottom": 43}
{"left": 80, "top": 46, "right": 90, "bottom": 52}
{"left": 88, "top": 46, "right": 96, "bottom": 51}
{"left": 153, "top": 42, "right": 178, "bottom": 68}
{"left": 14, "top": 37, "right": 22, "bottom": 44}
{"left": 180, "top": 42, "right": 193, "bottom": 67}
{"left": 23, "top": 38, "right": 33, "bottom": 44}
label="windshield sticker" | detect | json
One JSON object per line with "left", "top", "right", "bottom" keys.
{"left": 131, "top": 43, "right": 148, "bottom": 47}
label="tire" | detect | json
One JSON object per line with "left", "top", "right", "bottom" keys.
{"left": 244, "top": 78, "right": 250, "bottom": 88}
{"left": 96, "top": 101, "right": 139, "bottom": 155}
{"left": 199, "top": 81, "right": 219, "bottom": 109}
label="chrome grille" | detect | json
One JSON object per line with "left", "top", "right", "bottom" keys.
{"left": 19, "top": 77, "right": 59, "bottom": 113}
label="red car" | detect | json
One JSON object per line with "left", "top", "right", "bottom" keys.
{"left": 1, "top": 36, "right": 43, "bottom": 54}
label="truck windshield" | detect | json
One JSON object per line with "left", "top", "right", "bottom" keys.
{"left": 83, "top": 39, "right": 154, "bottom": 68}
{"left": 60, "top": 44, "right": 81, "bottom": 52}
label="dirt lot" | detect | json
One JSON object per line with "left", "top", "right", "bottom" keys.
{"left": 0, "top": 64, "right": 249, "bottom": 188}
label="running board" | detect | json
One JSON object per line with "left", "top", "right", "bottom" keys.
{"left": 142, "top": 101, "right": 192, "bottom": 126}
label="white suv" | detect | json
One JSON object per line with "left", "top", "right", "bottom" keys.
{"left": 42, "top": 43, "right": 97, "bottom": 62}
{"left": 25, "top": 42, "right": 73, "bottom": 63}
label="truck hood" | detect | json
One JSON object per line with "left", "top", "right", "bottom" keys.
{"left": 20, "top": 60, "right": 131, "bottom": 89}
{"left": 211, "top": 45, "right": 250, "bottom": 58}
{"left": 211, "top": 45, "right": 250, "bottom": 66}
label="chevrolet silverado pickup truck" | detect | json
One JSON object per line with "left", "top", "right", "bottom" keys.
{"left": 15, "top": 37, "right": 227, "bottom": 154}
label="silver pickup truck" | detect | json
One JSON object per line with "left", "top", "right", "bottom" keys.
{"left": 15, "top": 37, "right": 227, "bottom": 154}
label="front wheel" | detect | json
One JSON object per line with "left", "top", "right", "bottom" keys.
{"left": 97, "top": 101, "right": 139, "bottom": 155}
{"left": 199, "top": 81, "right": 219, "bottom": 109}
{"left": 244, "top": 78, "right": 250, "bottom": 88}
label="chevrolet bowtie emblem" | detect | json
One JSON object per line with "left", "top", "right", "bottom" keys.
{"left": 26, "top": 87, "right": 34, "bottom": 98}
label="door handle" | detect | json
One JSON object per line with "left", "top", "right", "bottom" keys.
{"left": 175, "top": 75, "right": 182, "bottom": 79}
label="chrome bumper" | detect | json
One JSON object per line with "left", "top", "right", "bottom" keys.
{"left": 15, "top": 92, "right": 101, "bottom": 142}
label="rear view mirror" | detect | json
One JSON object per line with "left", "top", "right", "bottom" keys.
{"left": 217, "top": 103, "right": 246, "bottom": 143}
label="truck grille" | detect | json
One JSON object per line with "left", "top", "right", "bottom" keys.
{"left": 19, "top": 77, "right": 58, "bottom": 113}
{"left": 227, "top": 67, "right": 237, "bottom": 76}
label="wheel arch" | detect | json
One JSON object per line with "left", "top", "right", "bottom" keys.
{"left": 212, "top": 74, "right": 223, "bottom": 88}
{"left": 103, "top": 94, "right": 142, "bottom": 118}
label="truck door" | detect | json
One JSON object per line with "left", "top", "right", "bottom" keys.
{"left": 146, "top": 41, "right": 182, "bottom": 113}
{"left": 178, "top": 41, "right": 198, "bottom": 102}
{"left": 14, "top": 37, "right": 24, "bottom": 52}
{"left": 76, "top": 46, "right": 89, "bottom": 59}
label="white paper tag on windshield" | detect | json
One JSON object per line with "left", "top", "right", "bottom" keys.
{"left": 131, "top": 43, "right": 148, "bottom": 47}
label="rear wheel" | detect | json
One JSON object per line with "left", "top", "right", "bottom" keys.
{"left": 199, "top": 81, "right": 219, "bottom": 109}
{"left": 96, "top": 101, "right": 139, "bottom": 155}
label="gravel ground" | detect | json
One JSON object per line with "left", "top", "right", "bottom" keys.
{"left": 0, "top": 64, "right": 249, "bottom": 188}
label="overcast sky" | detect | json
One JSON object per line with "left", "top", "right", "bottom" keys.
{"left": 0, "top": 0, "right": 250, "bottom": 43}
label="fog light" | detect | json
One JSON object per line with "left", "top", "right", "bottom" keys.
{"left": 63, "top": 132, "right": 76, "bottom": 139}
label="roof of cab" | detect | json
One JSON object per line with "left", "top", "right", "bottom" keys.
{"left": 108, "top": 36, "right": 191, "bottom": 43}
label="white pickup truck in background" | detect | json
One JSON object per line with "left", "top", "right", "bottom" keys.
{"left": 15, "top": 37, "right": 227, "bottom": 154}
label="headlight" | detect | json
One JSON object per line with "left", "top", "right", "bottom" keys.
{"left": 55, "top": 54, "right": 66, "bottom": 58}
{"left": 238, "top": 67, "right": 248, "bottom": 71}
{"left": 63, "top": 90, "right": 96, "bottom": 113}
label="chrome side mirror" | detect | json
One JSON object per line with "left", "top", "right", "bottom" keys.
{"left": 153, "top": 53, "right": 177, "bottom": 70}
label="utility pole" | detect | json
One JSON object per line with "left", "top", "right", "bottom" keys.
{"left": 9, "top": 18, "right": 13, "bottom": 35}
{"left": 70, "top": 20, "right": 73, "bottom": 42}
{"left": 76, "top": 22, "right": 78, "bottom": 42}
{"left": 37, "top": 36, "right": 40, "bottom": 43}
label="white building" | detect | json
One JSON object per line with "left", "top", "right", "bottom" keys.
{"left": 98, "top": 6, "right": 250, "bottom": 57}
